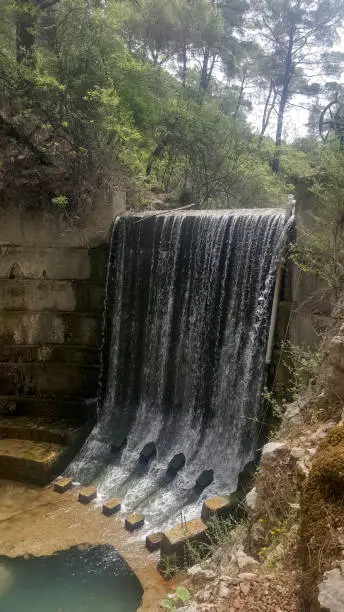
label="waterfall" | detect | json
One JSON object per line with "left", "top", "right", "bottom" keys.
{"left": 70, "top": 209, "right": 288, "bottom": 530}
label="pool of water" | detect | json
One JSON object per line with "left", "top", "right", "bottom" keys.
{"left": 0, "top": 545, "right": 143, "bottom": 612}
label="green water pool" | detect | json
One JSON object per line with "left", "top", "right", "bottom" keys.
{"left": 0, "top": 545, "right": 143, "bottom": 612}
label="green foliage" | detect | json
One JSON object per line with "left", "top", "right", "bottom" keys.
{"left": 0, "top": 0, "right": 343, "bottom": 210}
{"left": 285, "top": 342, "right": 324, "bottom": 399}
{"left": 51, "top": 194, "right": 68, "bottom": 208}
{"left": 161, "top": 586, "right": 191, "bottom": 610}
{"left": 291, "top": 144, "right": 344, "bottom": 295}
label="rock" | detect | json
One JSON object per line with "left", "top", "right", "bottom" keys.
{"left": 167, "top": 453, "right": 186, "bottom": 476}
{"left": 201, "top": 589, "right": 211, "bottom": 602}
{"left": 201, "top": 493, "right": 239, "bottom": 522}
{"left": 245, "top": 487, "right": 257, "bottom": 511}
{"left": 283, "top": 403, "right": 301, "bottom": 422}
{"left": 235, "top": 547, "right": 258, "bottom": 570}
{"left": 178, "top": 606, "right": 198, "bottom": 612}
{"left": 262, "top": 442, "right": 286, "bottom": 457}
{"left": 318, "top": 568, "right": 344, "bottom": 612}
{"left": 187, "top": 566, "right": 216, "bottom": 580}
{"left": 240, "top": 582, "right": 250, "bottom": 595}
{"left": 139, "top": 442, "right": 157, "bottom": 463}
{"left": 146, "top": 532, "right": 164, "bottom": 552}
{"left": 53, "top": 477, "right": 73, "bottom": 493}
{"left": 233, "top": 597, "right": 242, "bottom": 609}
{"left": 125, "top": 513, "right": 145, "bottom": 531}
{"left": 78, "top": 486, "right": 97, "bottom": 504}
{"left": 238, "top": 572, "right": 257, "bottom": 581}
{"left": 218, "top": 582, "right": 230, "bottom": 598}
{"left": 102, "top": 498, "right": 121, "bottom": 516}
{"left": 296, "top": 459, "right": 309, "bottom": 481}
{"left": 0, "top": 563, "right": 14, "bottom": 597}
{"left": 290, "top": 447, "right": 305, "bottom": 460}
{"left": 237, "top": 460, "right": 256, "bottom": 495}
{"left": 195, "top": 469, "right": 214, "bottom": 492}
{"left": 248, "top": 520, "right": 266, "bottom": 555}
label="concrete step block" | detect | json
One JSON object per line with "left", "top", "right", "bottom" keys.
{"left": 125, "top": 513, "right": 145, "bottom": 531}
{"left": 102, "top": 498, "right": 121, "bottom": 516}
{"left": 78, "top": 486, "right": 97, "bottom": 504}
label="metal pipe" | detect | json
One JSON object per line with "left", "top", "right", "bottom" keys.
{"left": 265, "top": 196, "right": 295, "bottom": 365}
{"left": 265, "top": 262, "right": 283, "bottom": 364}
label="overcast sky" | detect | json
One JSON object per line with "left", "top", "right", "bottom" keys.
{"left": 248, "top": 29, "right": 344, "bottom": 142}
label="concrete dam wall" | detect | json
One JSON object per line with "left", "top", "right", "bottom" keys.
{"left": 0, "top": 194, "right": 126, "bottom": 422}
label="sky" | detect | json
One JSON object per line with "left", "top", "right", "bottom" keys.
{"left": 249, "top": 29, "right": 344, "bottom": 142}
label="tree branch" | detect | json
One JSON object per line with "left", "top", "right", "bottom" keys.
{"left": 0, "top": 114, "right": 52, "bottom": 166}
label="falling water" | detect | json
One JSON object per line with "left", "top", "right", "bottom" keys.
{"left": 70, "top": 209, "right": 288, "bottom": 531}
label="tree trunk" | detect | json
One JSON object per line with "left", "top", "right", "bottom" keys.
{"left": 272, "top": 27, "right": 295, "bottom": 172}
{"left": 16, "top": 0, "right": 36, "bottom": 63}
{"left": 200, "top": 49, "right": 209, "bottom": 91}
{"left": 182, "top": 44, "right": 187, "bottom": 87}
{"left": 259, "top": 80, "right": 276, "bottom": 145}
{"left": 145, "top": 141, "right": 166, "bottom": 177}
{"left": 233, "top": 69, "right": 247, "bottom": 119}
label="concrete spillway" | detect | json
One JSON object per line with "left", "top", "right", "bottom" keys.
{"left": 69, "top": 209, "right": 287, "bottom": 531}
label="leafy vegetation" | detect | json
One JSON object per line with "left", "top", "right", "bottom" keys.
{"left": 0, "top": 0, "right": 344, "bottom": 213}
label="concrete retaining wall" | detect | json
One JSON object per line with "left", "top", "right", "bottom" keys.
{"left": 0, "top": 192, "right": 126, "bottom": 421}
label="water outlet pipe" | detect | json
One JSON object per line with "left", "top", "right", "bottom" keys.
{"left": 265, "top": 196, "right": 295, "bottom": 365}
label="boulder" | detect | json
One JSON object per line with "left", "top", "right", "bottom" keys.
{"left": 195, "top": 469, "right": 214, "bottom": 492}
{"left": 245, "top": 487, "right": 257, "bottom": 511}
{"left": 262, "top": 442, "right": 286, "bottom": 457}
{"left": 78, "top": 486, "right": 97, "bottom": 504}
{"left": 139, "top": 442, "right": 157, "bottom": 463}
{"left": 318, "top": 568, "right": 344, "bottom": 612}
{"left": 167, "top": 453, "right": 186, "bottom": 476}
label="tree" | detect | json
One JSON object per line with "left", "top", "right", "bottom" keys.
{"left": 253, "top": 0, "right": 344, "bottom": 170}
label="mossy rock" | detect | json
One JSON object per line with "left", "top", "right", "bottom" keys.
{"left": 300, "top": 423, "right": 344, "bottom": 609}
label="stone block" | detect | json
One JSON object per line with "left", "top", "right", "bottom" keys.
{"left": 0, "top": 438, "right": 65, "bottom": 485}
{"left": 0, "top": 196, "right": 123, "bottom": 247}
{"left": 0, "top": 312, "right": 101, "bottom": 346}
{"left": 0, "top": 280, "right": 104, "bottom": 313}
{"left": 139, "top": 442, "right": 157, "bottom": 463}
{"left": 0, "top": 246, "right": 99, "bottom": 280}
{"left": 0, "top": 396, "right": 92, "bottom": 421}
{"left": 167, "top": 453, "right": 186, "bottom": 476}
{"left": 195, "top": 469, "right": 214, "bottom": 492}
{"left": 0, "top": 363, "right": 99, "bottom": 398}
{"left": 201, "top": 494, "right": 239, "bottom": 522}
{"left": 78, "top": 486, "right": 97, "bottom": 504}
{"left": 125, "top": 513, "right": 145, "bottom": 531}
{"left": 160, "top": 518, "right": 208, "bottom": 562}
{"left": 146, "top": 532, "right": 164, "bottom": 552}
{"left": 54, "top": 477, "right": 73, "bottom": 493}
{"left": 102, "top": 498, "right": 121, "bottom": 516}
